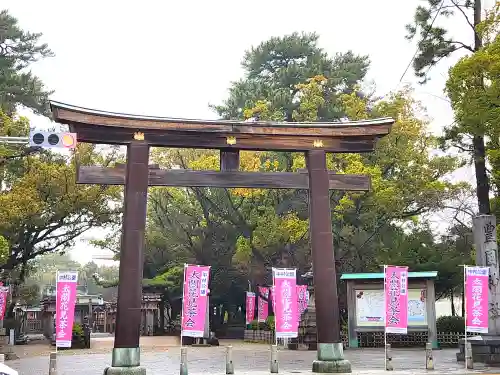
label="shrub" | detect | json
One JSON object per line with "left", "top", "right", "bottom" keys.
{"left": 248, "top": 319, "right": 267, "bottom": 330}
{"left": 72, "top": 323, "right": 84, "bottom": 337}
{"left": 436, "top": 315, "right": 465, "bottom": 333}
{"left": 266, "top": 316, "right": 275, "bottom": 331}
{"left": 71, "top": 323, "right": 87, "bottom": 348}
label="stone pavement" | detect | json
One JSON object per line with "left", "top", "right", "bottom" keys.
{"left": 5, "top": 344, "right": 500, "bottom": 375}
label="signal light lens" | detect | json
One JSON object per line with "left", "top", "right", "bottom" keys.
{"left": 61, "top": 134, "right": 76, "bottom": 148}
{"left": 32, "top": 133, "right": 44, "bottom": 145}
{"left": 48, "top": 134, "right": 59, "bottom": 145}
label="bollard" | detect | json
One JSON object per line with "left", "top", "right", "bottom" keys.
{"left": 49, "top": 352, "right": 57, "bottom": 375}
{"left": 180, "top": 347, "right": 188, "bottom": 375}
{"left": 226, "top": 345, "right": 234, "bottom": 374}
{"left": 385, "top": 344, "right": 393, "bottom": 371}
{"left": 425, "top": 343, "right": 434, "bottom": 370}
{"left": 0, "top": 354, "right": 4, "bottom": 363}
{"left": 465, "top": 342, "right": 473, "bottom": 369}
{"left": 270, "top": 344, "right": 278, "bottom": 373}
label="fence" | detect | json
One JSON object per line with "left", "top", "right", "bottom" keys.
{"left": 243, "top": 330, "right": 349, "bottom": 347}
{"left": 26, "top": 319, "right": 43, "bottom": 334}
{"left": 243, "top": 329, "right": 479, "bottom": 348}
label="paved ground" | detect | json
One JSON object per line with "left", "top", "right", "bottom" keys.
{"left": 5, "top": 338, "right": 499, "bottom": 375}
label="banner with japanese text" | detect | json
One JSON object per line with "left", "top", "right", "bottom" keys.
{"left": 245, "top": 292, "right": 256, "bottom": 324}
{"left": 181, "top": 264, "right": 211, "bottom": 337}
{"left": 273, "top": 268, "right": 298, "bottom": 338}
{"left": 297, "top": 285, "right": 308, "bottom": 316}
{"left": 384, "top": 266, "right": 408, "bottom": 334}
{"left": 56, "top": 271, "right": 78, "bottom": 348}
{"left": 465, "top": 266, "right": 489, "bottom": 333}
{"left": 258, "top": 287, "right": 269, "bottom": 322}
{"left": 0, "top": 286, "right": 9, "bottom": 320}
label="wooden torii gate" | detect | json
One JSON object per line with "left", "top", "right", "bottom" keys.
{"left": 50, "top": 101, "right": 393, "bottom": 374}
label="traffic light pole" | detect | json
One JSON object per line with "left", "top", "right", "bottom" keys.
{"left": 0, "top": 137, "right": 29, "bottom": 144}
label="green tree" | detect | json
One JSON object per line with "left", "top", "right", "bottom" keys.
{"left": 446, "top": 3, "right": 500, "bottom": 219}
{"left": 0, "top": 113, "right": 121, "bottom": 292}
{"left": 0, "top": 9, "right": 54, "bottom": 116}
{"left": 406, "top": 0, "right": 490, "bottom": 214}
{"left": 212, "top": 32, "right": 370, "bottom": 122}
{"left": 375, "top": 223, "right": 474, "bottom": 306}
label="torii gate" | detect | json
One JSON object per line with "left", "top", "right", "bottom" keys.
{"left": 50, "top": 101, "right": 393, "bottom": 374}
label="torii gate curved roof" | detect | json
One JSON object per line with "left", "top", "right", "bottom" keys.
{"left": 50, "top": 101, "right": 394, "bottom": 152}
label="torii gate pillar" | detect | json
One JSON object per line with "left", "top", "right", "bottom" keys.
{"left": 307, "top": 150, "right": 351, "bottom": 373}
{"left": 111, "top": 141, "right": 149, "bottom": 373}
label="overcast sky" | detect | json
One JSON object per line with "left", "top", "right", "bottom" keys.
{"left": 4, "top": 0, "right": 495, "bottom": 264}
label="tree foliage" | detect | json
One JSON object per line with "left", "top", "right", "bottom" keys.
{"left": 0, "top": 9, "right": 54, "bottom": 116}
{"left": 212, "top": 32, "right": 370, "bottom": 121}
{"left": 446, "top": 4, "right": 500, "bottom": 216}
{"left": 0, "top": 111, "right": 121, "bottom": 303}
{"left": 405, "top": 0, "right": 477, "bottom": 83}
{"left": 406, "top": 0, "right": 492, "bottom": 215}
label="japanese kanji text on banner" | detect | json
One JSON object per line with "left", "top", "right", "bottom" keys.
{"left": 246, "top": 292, "right": 256, "bottom": 324}
{"left": 297, "top": 285, "right": 309, "bottom": 316}
{"left": 465, "top": 266, "right": 489, "bottom": 333}
{"left": 384, "top": 266, "right": 408, "bottom": 334}
{"left": 181, "top": 264, "right": 211, "bottom": 338}
{"left": 257, "top": 286, "right": 269, "bottom": 323}
{"left": 0, "top": 286, "right": 9, "bottom": 321}
{"left": 273, "top": 268, "right": 298, "bottom": 338}
{"left": 56, "top": 271, "right": 78, "bottom": 348}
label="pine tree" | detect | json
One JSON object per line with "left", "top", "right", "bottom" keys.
{"left": 406, "top": 0, "right": 490, "bottom": 214}
{"left": 0, "top": 9, "right": 54, "bottom": 116}
{"left": 212, "top": 32, "right": 370, "bottom": 122}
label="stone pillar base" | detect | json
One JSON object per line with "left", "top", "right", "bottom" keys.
{"left": 104, "top": 366, "right": 146, "bottom": 375}
{"left": 112, "top": 347, "right": 140, "bottom": 367}
{"left": 106, "top": 348, "right": 145, "bottom": 375}
{"left": 312, "top": 343, "right": 351, "bottom": 373}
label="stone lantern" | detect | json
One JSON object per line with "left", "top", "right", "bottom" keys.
{"left": 288, "top": 267, "right": 317, "bottom": 350}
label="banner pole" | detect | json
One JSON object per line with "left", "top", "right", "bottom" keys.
{"left": 180, "top": 264, "right": 187, "bottom": 347}
{"left": 55, "top": 270, "right": 58, "bottom": 354}
{"left": 272, "top": 268, "right": 277, "bottom": 347}
{"left": 463, "top": 265, "right": 467, "bottom": 372}
{"left": 383, "top": 265, "right": 387, "bottom": 371}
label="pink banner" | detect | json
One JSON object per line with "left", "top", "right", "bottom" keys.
{"left": 297, "top": 285, "right": 308, "bottom": 316}
{"left": 0, "top": 286, "right": 8, "bottom": 320}
{"left": 465, "top": 266, "right": 489, "bottom": 333}
{"left": 271, "top": 286, "right": 275, "bottom": 313}
{"left": 246, "top": 292, "right": 256, "bottom": 324}
{"left": 181, "top": 264, "right": 211, "bottom": 337}
{"left": 384, "top": 266, "right": 408, "bottom": 334}
{"left": 258, "top": 287, "right": 269, "bottom": 322}
{"left": 273, "top": 268, "right": 298, "bottom": 338}
{"left": 56, "top": 271, "right": 78, "bottom": 348}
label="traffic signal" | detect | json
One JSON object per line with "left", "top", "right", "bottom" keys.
{"left": 29, "top": 131, "right": 77, "bottom": 149}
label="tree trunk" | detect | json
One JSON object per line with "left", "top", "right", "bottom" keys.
{"left": 473, "top": 135, "right": 490, "bottom": 214}
{"left": 472, "top": 0, "right": 491, "bottom": 214}
{"left": 451, "top": 291, "right": 456, "bottom": 316}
